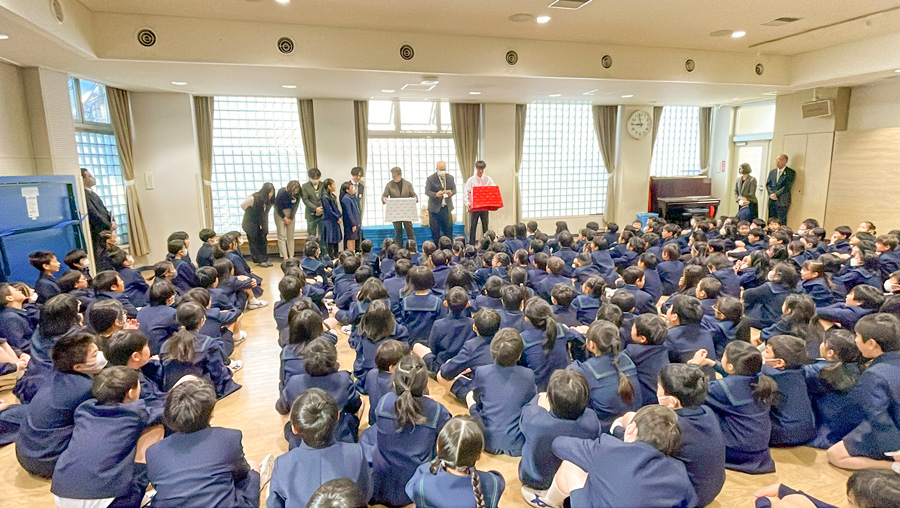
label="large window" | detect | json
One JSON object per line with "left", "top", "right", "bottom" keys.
{"left": 520, "top": 102, "right": 607, "bottom": 219}
{"left": 364, "top": 100, "right": 461, "bottom": 226}
{"left": 650, "top": 106, "right": 702, "bottom": 177}
{"left": 211, "top": 96, "right": 307, "bottom": 233}
{"left": 70, "top": 77, "right": 129, "bottom": 244}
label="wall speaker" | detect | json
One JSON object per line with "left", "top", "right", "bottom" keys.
{"left": 137, "top": 29, "right": 157, "bottom": 47}
{"left": 601, "top": 55, "right": 612, "bottom": 69}
{"left": 685, "top": 59, "right": 696, "bottom": 72}
{"left": 277, "top": 37, "right": 295, "bottom": 55}
{"left": 755, "top": 63, "right": 765, "bottom": 76}
{"left": 399, "top": 44, "right": 415, "bottom": 61}
{"left": 505, "top": 50, "right": 519, "bottom": 66}
{"left": 50, "top": 0, "right": 64, "bottom": 23}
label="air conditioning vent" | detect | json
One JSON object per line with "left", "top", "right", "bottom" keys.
{"left": 137, "top": 29, "right": 157, "bottom": 47}
{"left": 549, "top": 0, "right": 594, "bottom": 10}
{"left": 399, "top": 44, "right": 415, "bottom": 61}
{"left": 277, "top": 37, "right": 294, "bottom": 55}
{"left": 801, "top": 99, "right": 833, "bottom": 119}
{"left": 505, "top": 50, "right": 518, "bottom": 66}
{"left": 761, "top": 17, "right": 802, "bottom": 26}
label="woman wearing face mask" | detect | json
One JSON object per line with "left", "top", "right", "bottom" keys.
{"left": 733, "top": 163, "right": 758, "bottom": 220}
{"left": 301, "top": 168, "right": 325, "bottom": 244}
{"left": 240, "top": 182, "right": 275, "bottom": 267}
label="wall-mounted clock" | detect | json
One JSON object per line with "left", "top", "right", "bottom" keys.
{"left": 627, "top": 110, "right": 652, "bottom": 139}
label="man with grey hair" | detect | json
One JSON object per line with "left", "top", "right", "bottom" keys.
{"left": 381, "top": 166, "right": 417, "bottom": 244}
{"left": 425, "top": 161, "right": 457, "bottom": 243}
{"left": 765, "top": 154, "right": 795, "bottom": 225}
{"left": 464, "top": 160, "right": 495, "bottom": 243}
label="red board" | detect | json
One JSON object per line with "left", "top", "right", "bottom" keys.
{"left": 471, "top": 185, "right": 504, "bottom": 212}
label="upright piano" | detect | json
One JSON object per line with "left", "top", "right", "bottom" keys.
{"left": 649, "top": 176, "right": 720, "bottom": 224}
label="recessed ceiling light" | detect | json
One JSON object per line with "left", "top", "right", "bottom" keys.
{"left": 0, "top": 35, "right": 9, "bottom": 40}
{"left": 469, "top": 91, "right": 482, "bottom": 95}
{"left": 621, "top": 94, "right": 634, "bottom": 98}
{"left": 762, "top": 91, "right": 778, "bottom": 96}
{"left": 420, "top": 77, "right": 440, "bottom": 85}
{"left": 583, "top": 89, "right": 597, "bottom": 96}
{"left": 282, "top": 84, "right": 297, "bottom": 89}
{"left": 895, "top": 69, "right": 900, "bottom": 73}
{"left": 381, "top": 89, "right": 396, "bottom": 93}
{"left": 548, "top": 94, "right": 562, "bottom": 97}
{"left": 171, "top": 81, "right": 187, "bottom": 86}
{"left": 709, "top": 30, "right": 733, "bottom": 37}
{"left": 509, "top": 13, "right": 534, "bottom": 23}
{"left": 732, "top": 30, "right": 746, "bottom": 38}
{"left": 275, "top": 0, "right": 290, "bottom": 4}
{"left": 536, "top": 16, "right": 551, "bottom": 24}
{"left": 731, "top": 97, "right": 740, "bottom": 101}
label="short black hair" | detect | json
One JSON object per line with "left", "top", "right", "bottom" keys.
{"left": 199, "top": 228, "right": 217, "bottom": 242}
{"left": 93, "top": 270, "right": 120, "bottom": 292}
{"left": 856, "top": 313, "right": 900, "bottom": 353}
{"left": 88, "top": 299, "right": 124, "bottom": 334}
{"left": 375, "top": 339, "right": 410, "bottom": 372}
{"left": 109, "top": 250, "right": 128, "bottom": 270}
{"left": 164, "top": 378, "right": 217, "bottom": 434}
{"left": 658, "top": 364, "right": 708, "bottom": 408}
{"left": 500, "top": 285, "right": 525, "bottom": 311}
{"left": 291, "top": 388, "right": 339, "bottom": 449}
{"left": 167, "top": 239, "right": 186, "bottom": 256}
{"left": 851, "top": 285, "right": 885, "bottom": 310}
{"left": 354, "top": 265, "right": 373, "bottom": 284}
{"left": 306, "top": 478, "right": 367, "bottom": 508}
{"left": 195, "top": 266, "right": 218, "bottom": 288}
{"left": 633, "top": 314, "right": 668, "bottom": 345}
{"left": 279, "top": 276, "right": 303, "bottom": 301}
{"left": 445, "top": 286, "right": 469, "bottom": 314}
{"left": 148, "top": 280, "right": 177, "bottom": 306}
{"left": 58, "top": 270, "right": 85, "bottom": 293}
{"left": 105, "top": 329, "right": 150, "bottom": 366}
{"left": 473, "top": 308, "right": 501, "bottom": 338}
{"left": 360, "top": 238, "right": 373, "bottom": 253}
{"left": 622, "top": 266, "right": 645, "bottom": 285}
{"left": 547, "top": 369, "right": 590, "bottom": 420}
{"left": 609, "top": 290, "right": 636, "bottom": 314}
{"left": 697, "top": 276, "right": 722, "bottom": 299}
{"left": 52, "top": 332, "right": 96, "bottom": 373}
{"left": 490, "top": 328, "right": 524, "bottom": 367}
{"left": 551, "top": 283, "right": 576, "bottom": 306}
{"left": 63, "top": 249, "right": 88, "bottom": 269}
{"left": 29, "top": 250, "right": 56, "bottom": 272}
{"left": 92, "top": 365, "right": 139, "bottom": 405}
{"left": 303, "top": 337, "right": 339, "bottom": 377}
{"left": 670, "top": 295, "right": 704, "bottom": 325}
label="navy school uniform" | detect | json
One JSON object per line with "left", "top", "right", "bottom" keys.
{"left": 759, "top": 316, "right": 792, "bottom": 342}
{"left": 273, "top": 295, "right": 316, "bottom": 333}
{"left": 202, "top": 306, "right": 240, "bottom": 357}
{"left": 673, "top": 406, "right": 727, "bottom": 507}
{"left": 267, "top": 440, "right": 372, "bottom": 508}
{"left": 841, "top": 350, "right": 900, "bottom": 460}
{"left": 410, "top": 252, "right": 423, "bottom": 266}
{"left": 196, "top": 242, "right": 215, "bottom": 267}
{"left": 172, "top": 258, "right": 198, "bottom": 294}
{"left": 622, "top": 284, "right": 656, "bottom": 315}
{"left": 568, "top": 354, "right": 642, "bottom": 430}
{"left": 215, "top": 275, "right": 252, "bottom": 310}
{"left": 551, "top": 434, "right": 698, "bottom": 508}
{"left": 520, "top": 322, "right": 571, "bottom": 391}
{"left": 526, "top": 268, "right": 549, "bottom": 291}
{"left": 613, "top": 249, "right": 639, "bottom": 268}
{"left": 666, "top": 323, "right": 717, "bottom": 364}
{"left": 710, "top": 268, "right": 741, "bottom": 298}
{"left": 518, "top": 395, "right": 600, "bottom": 490}
{"left": 398, "top": 292, "right": 446, "bottom": 345}
{"left": 557, "top": 249, "right": 579, "bottom": 269}
{"left": 406, "top": 463, "right": 505, "bottom": 508}
{"left": 472, "top": 266, "right": 491, "bottom": 287}
{"left": 619, "top": 312, "right": 637, "bottom": 345}
{"left": 801, "top": 277, "right": 838, "bottom": 308}
{"left": 833, "top": 266, "right": 882, "bottom": 297}
{"left": 352, "top": 323, "right": 410, "bottom": 387}
{"left": 433, "top": 264, "right": 452, "bottom": 289}
{"left": 368, "top": 392, "right": 451, "bottom": 507}
{"left": 51, "top": 399, "right": 153, "bottom": 505}
{"left": 754, "top": 486, "right": 838, "bottom": 508}
{"left": 35, "top": 273, "right": 61, "bottom": 304}
{"left": 879, "top": 247, "right": 900, "bottom": 277}
{"left": 742, "top": 282, "right": 793, "bottom": 329}
{"left": 363, "top": 368, "right": 393, "bottom": 423}
{"left": 827, "top": 239, "right": 851, "bottom": 256}
{"left": 424, "top": 313, "right": 475, "bottom": 372}
{"left": 227, "top": 251, "right": 264, "bottom": 297}
{"left": 535, "top": 274, "right": 573, "bottom": 302}
{"left": 469, "top": 363, "right": 537, "bottom": 456}
{"left": 471, "top": 294, "right": 502, "bottom": 312}
{"left": 803, "top": 360, "right": 864, "bottom": 449}
{"left": 505, "top": 238, "right": 526, "bottom": 257}
{"left": 816, "top": 303, "right": 874, "bottom": 330}
{"left": 137, "top": 368, "right": 167, "bottom": 425}
{"left": 763, "top": 365, "right": 816, "bottom": 446}
{"left": 704, "top": 375, "right": 775, "bottom": 473}
{"left": 573, "top": 263, "right": 602, "bottom": 291}
{"left": 161, "top": 332, "right": 241, "bottom": 398}
{"left": 361, "top": 252, "right": 380, "bottom": 277}
{"left": 146, "top": 427, "right": 260, "bottom": 508}
{"left": 15, "top": 325, "right": 82, "bottom": 404}
{"left": 739, "top": 267, "right": 763, "bottom": 290}
{"left": 336, "top": 297, "right": 391, "bottom": 328}
{"left": 0, "top": 403, "right": 27, "bottom": 446}
{"left": 624, "top": 343, "right": 670, "bottom": 406}
{"left": 590, "top": 250, "right": 618, "bottom": 285}
{"left": 611, "top": 241, "right": 628, "bottom": 258}
{"left": 699, "top": 297, "right": 716, "bottom": 317}
{"left": 642, "top": 267, "right": 664, "bottom": 304}
{"left": 379, "top": 258, "right": 396, "bottom": 280}
{"left": 702, "top": 316, "right": 739, "bottom": 360}
{"left": 497, "top": 308, "right": 525, "bottom": 332}
{"left": 300, "top": 255, "right": 330, "bottom": 281}
{"left": 489, "top": 266, "right": 509, "bottom": 283}
{"left": 279, "top": 344, "right": 304, "bottom": 391}
{"left": 137, "top": 304, "right": 180, "bottom": 355}
{"left": 334, "top": 281, "right": 361, "bottom": 311}
{"left": 118, "top": 266, "right": 150, "bottom": 308}
{"left": 95, "top": 290, "right": 138, "bottom": 318}
{"left": 0, "top": 306, "right": 36, "bottom": 353}
{"left": 553, "top": 304, "right": 580, "bottom": 327}
{"left": 657, "top": 260, "right": 685, "bottom": 296}
{"left": 603, "top": 231, "right": 619, "bottom": 247}
{"left": 572, "top": 294, "right": 600, "bottom": 325}
{"left": 15, "top": 370, "right": 93, "bottom": 478}
{"left": 439, "top": 335, "right": 494, "bottom": 400}
{"left": 276, "top": 370, "right": 361, "bottom": 446}
{"left": 383, "top": 275, "right": 406, "bottom": 309}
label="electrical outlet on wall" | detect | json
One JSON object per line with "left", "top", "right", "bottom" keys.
{"left": 145, "top": 172, "right": 155, "bottom": 190}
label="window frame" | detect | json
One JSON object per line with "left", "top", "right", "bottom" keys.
{"left": 649, "top": 106, "right": 703, "bottom": 178}
{"left": 367, "top": 99, "right": 453, "bottom": 139}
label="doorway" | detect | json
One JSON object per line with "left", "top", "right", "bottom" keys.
{"left": 733, "top": 140, "right": 770, "bottom": 218}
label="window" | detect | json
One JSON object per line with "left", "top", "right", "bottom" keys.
{"left": 363, "top": 100, "right": 460, "bottom": 227}
{"left": 70, "top": 77, "right": 129, "bottom": 244}
{"left": 520, "top": 102, "right": 607, "bottom": 219}
{"left": 211, "top": 96, "right": 307, "bottom": 233}
{"left": 650, "top": 106, "right": 701, "bottom": 177}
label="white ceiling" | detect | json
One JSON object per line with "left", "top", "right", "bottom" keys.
{"left": 75, "top": 0, "right": 900, "bottom": 55}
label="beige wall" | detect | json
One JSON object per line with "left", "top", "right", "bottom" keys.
{"left": 848, "top": 80, "right": 900, "bottom": 131}
{"left": 0, "top": 62, "right": 36, "bottom": 176}
{"left": 710, "top": 106, "right": 736, "bottom": 216}
{"left": 481, "top": 103, "right": 518, "bottom": 231}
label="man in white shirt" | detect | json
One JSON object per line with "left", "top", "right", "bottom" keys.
{"left": 464, "top": 160, "right": 496, "bottom": 243}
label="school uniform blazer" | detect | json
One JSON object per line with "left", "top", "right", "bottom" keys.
{"left": 161, "top": 333, "right": 241, "bottom": 398}
{"left": 842, "top": 351, "right": 900, "bottom": 460}
{"left": 624, "top": 343, "right": 671, "bottom": 406}
{"left": 640, "top": 268, "right": 663, "bottom": 304}
{"left": 273, "top": 295, "right": 315, "bottom": 332}
{"left": 739, "top": 267, "right": 764, "bottom": 290}
{"left": 536, "top": 274, "right": 573, "bottom": 302}
{"left": 572, "top": 295, "right": 601, "bottom": 325}
{"left": 572, "top": 263, "right": 601, "bottom": 289}
{"left": 703, "top": 317, "right": 738, "bottom": 359}
{"left": 267, "top": 441, "right": 372, "bottom": 508}
{"left": 879, "top": 248, "right": 900, "bottom": 278}
{"left": 196, "top": 243, "right": 215, "bottom": 268}
{"left": 340, "top": 192, "right": 362, "bottom": 241}
{"left": 137, "top": 305, "right": 180, "bottom": 355}
{"left": 674, "top": 406, "right": 727, "bottom": 508}
{"left": 147, "top": 427, "right": 258, "bottom": 508}
{"left": 762, "top": 366, "right": 816, "bottom": 446}
{"left": 568, "top": 354, "right": 642, "bottom": 430}
{"left": 471, "top": 294, "right": 503, "bottom": 313}
{"left": 0, "top": 307, "right": 36, "bottom": 353}
{"left": 425, "top": 314, "right": 475, "bottom": 372}
{"left": 803, "top": 361, "right": 864, "bottom": 449}
{"left": 51, "top": 399, "right": 152, "bottom": 499}
{"left": 496, "top": 308, "right": 524, "bottom": 332}
{"left": 277, "top": 371, "right": 361, "bottom": 445}
{"left": 801, "top": 277, "right": 838, "bottom": 308}
{"left": 399, "top": 293, "right": 446, "bottom": 345}
{"left": 118, "top": 266, "right": 150, "bottom": 308}
{"left": 699, "top": 298, "right": 717, "bottom": 318}
{"left": 704, "top": 375, "right": 773, "bottom": 455}
{"left": 439, "top": 335, "right": 492, "bottom": 387}
{"left": 589, "top": 249, "right": 618, "bottom": 284}
{"left": 362, "top": 369, "right": 393, "bottom": 423}
{"left": 95, "top": 290, "right": 139, "bottom": 318}
{"left": 553, "top": 304, "right": 580, "bottom": 327}
{"left": 760, "top": 317, "right": 792, "bottom": 342}
{"left": 710, "top": 268, "right": 741, "bottom": 298}
{"left": 657, "top": 260, "right": 685, "bottom": 296}
{"left": 379, "top": 258, "right": 396, "bottom": 280}
{"left": 765, "top": 166, "right": 795, "bottom": 207}
{"left": 406, "top": 463, "right": 505, "bottom": 508}
{"left": 424, "top": 172, "right": 457, "bottom": 213}
{"left": 552, "top": 434, "right": 698, "bottom": 508}
{"left": 300, "top": 256, "right": 330, "bottom": 280}
{"left": 470, "top": 363, "right": 537, "bottom": 456}
{"left": 816, "top": 303, "right": 874, "bottom": 331}
{"left": 35, "top": 273, "right": 61, "bottom": 304}
{"left": 665, "top": 324, "right": 717, "bottom": 364}
{"left": 619, "top": 312, "right": 637, "bottom": 346}
{"left": 504, "top": 238, "right": 526, "bottom": 257}
{"left": 433, "top": 264, "right": 452, "bottom": 289}
{"left": 742, "top": 282, "right": 793, "bottom": 329}
{"left": 371, "top": 392, "right": 451, "bottom": 507}
{"left": 279, "top": 344, "right": 305, "bottom": 391}
{"left": 622, "top": 284, "right": 656, "bottom": 315}
{"left": 172, "top": 258, "right": 198, "bottom": 294}
{"left": 827, "top": 239, "right": 851, "bottom": 256}
{"left": 613, "top": 249, "right": 639, "bottom": 268}
{"left": 336, "top": 297, "right": 388, "bottom": 327}
{"left": 321, "top": 194, "right": 343, "bottom": 245}
{"left": 520, "top": 322, "right": 571, "bottom": 391}
{"left": 833, "top": 266, "right": 882, "bottom": 297}
{"left": 352, "top": 323, "right": 410, "bottom": 384}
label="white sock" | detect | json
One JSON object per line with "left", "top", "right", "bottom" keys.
{"left": 544, "top": 478, "right": 567, "bottom": 507}
{"left": 249, "top": 297, "right": 260, "bottom": 305}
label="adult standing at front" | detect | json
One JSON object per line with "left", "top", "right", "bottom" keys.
{"left": 425, "top": 161, "right": 456, "bottom": 243}
{"left": 82, "top": 167, "right": 115, "bottom": 252}
{"left": 300, "top": 168, "right": 324, "bottom": 241}
{"left": 381, "top": 167, "right": 418, "bottom": 244}
{"left": 273, "top": 180, "right": 301, "bottom": 259}
{"left": 464, "top": 160, "right": 495, "bottom": 244}
{"left": 240, "top": 182, "right": 275, "bottom": 267}
{"left": 766, "top": 154, "right": 795, "bottom": 225}
{"left": 733, "top": 163, "right": 758, "bottom": 220}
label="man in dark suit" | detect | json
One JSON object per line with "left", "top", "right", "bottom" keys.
{"left": 765, "top": 154, "right": 795, "bottom": 225}
{"left": 300, "top": 167, "right": 324, "bottom": 242}
{"left": 425, "top": 161, "right": 456, "bottom": 243}
{"left": 81, "top": 167, "right": 114, "bottom": 251}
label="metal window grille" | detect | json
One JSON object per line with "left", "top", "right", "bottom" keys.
{"left": 650, "top": 106, "right": 702, "bottom": 177}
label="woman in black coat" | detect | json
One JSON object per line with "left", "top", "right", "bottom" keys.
{"left": 241, "top": 182, "right": 275, "bottom": 267}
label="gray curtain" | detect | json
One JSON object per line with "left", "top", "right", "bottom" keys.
{"left": 651, "top": 106, "right": 664, "bottom": 158}
{"left": 698, "top": 106, "right": 713, "bottom": 173}
{"left": 354, "top": 100, "right": 368, "bottom": 217}
{"left": 515, "top": 104, "right": 527, "bottom": 223}
{"left": 298, "top": 99, "right": 318, "bottom": 170}
{"left": 193, "top": 96, "right": 215, "bottom": 228}
{"left": 450, "top": 103, "right": 481, "bottom": 226}
{"left": 107, "top": 87, "right": 151, "bottom": 257}
{"left": 592, "top": 105, "right": 619, "bottom": 224}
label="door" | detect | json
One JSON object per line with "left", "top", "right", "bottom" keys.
{"left": 734, "top": 141, "right": 770, "bottom": 215}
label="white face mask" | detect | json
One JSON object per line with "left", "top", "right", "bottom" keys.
{"left": 310, "top": 179, "right": 320, "bottom": 185}
{"left": 81, "top": 259, "right": 90, "bottom": 269}
{"left": 437, "top": 170, "right": 447, "bottom": 177}
{"left": 850, "top": 258, "right": 861, "bottom": 267}
{"left": 885, "top": 280, "right": 899, "bottom": 293}
{"left": 78, "top": 352, "right": 108, "bottom": 374}
{"left": 28, "top": 292, "right": 38, "bottom": 303}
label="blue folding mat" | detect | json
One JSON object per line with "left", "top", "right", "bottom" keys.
{"left": 0, "top": 176, "right": 86, "bottom": 284}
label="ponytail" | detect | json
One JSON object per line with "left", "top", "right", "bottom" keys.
{"left": 165, "top": 326, "right": 196, "bottom": 363}
{"left": 392, "top": 355, "right": 428, "bottom": 430}
{"left": 751, "top": 374, "right": 778, "bottom": 406}
{"left": 470, "top": 468, "right": 486, "bottom": 508}
{"left": 586, "top": 320, "right": 634, "bottom": 405}
{"left": 725, "top": 340, "right": 778, "bottom": 405}
{"left": 819, "top": 328, "right": 863, "bottom": 393}
{"left": 524, "top": 297, "right": 558, "bottom": 352}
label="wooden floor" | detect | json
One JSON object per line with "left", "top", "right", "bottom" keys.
{"left": 0, "top": 265, "right": 854, "bottom": 507}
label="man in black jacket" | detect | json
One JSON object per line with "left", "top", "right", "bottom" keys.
{"left": 82, "top": 167, "right": 114, "bottom": 250}
{"left": 765, "top": 154, "right": 795, "bottom": 225}
{"left": 424, "top": 161, "right": 456, "bottom": 243}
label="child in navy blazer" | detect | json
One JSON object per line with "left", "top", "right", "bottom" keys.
{"left": 416, "top": 287, "right": 475, "bottom": 372}
{"left": 761, "top": 335, "right": 816, "bottom": 446}
{"left": 695, "top": 276, "right": 722, "bottom": 317}
{"left": 706, "top": 253, "right": 740, "bottom": 298}
{"left": 431, "top": 251, "right": 453, "bottom": 289}
{"left": 657, "top": 243, "right": 685, "bottom": 296}
{"left": 51, "top": 366, "right": 160, "bottom": 507}
{"left": 63, "top": 248, "right": 93, "bottom": 284}
{"left": 146, "top": 378, "right": 269, "bottom": 508}
{"left": 29, "top": 250, "right": 61, "bottom": 304}
{"left": 803, "top": 328, "right": 865, "bottom": 449}
{"left": 572, "top": 253, "right": 602, "bottom": 291}
{"left": 268, "top": 388, "right": 371, "bottom": 508}
{"left": 637, "top": 252, "right": 663, "bottom": 304}
{"left": 702, "top": 296, "right": 750, "bottom": 359}
{"left": 818, "top": 284, "right": 884, "bottom": 331}
{"left": 406, "top": 415, "right": 506, "bottom": 508}
{"left": 168, "top": 238, "right": 198, "bottom": 294}
{"left": 336, "top": 278, "right": 392, "bottom": 329}
{"left": 105, "top": 329, "right": 167, "bottom": 421}
{"left": 273, "top": 275, "right": 317, "bottom": 334}
{"left": 279, "top": 307, "right": 330, "bottom": 389}
{"left": 180, "top": 288, "right": 243, "bottom": 361}
{"left": 137, "top": 281, "right": 180, "bottom": 355}
{"left": 0, "top": 282, "right": 37, "bottom": 354}
{"left": 398, "top": 266, "right": 447, "bottom": 345}
{"left": 212, "top": 258, "right": 254, "bottom": 311}
{"left": 608, "top": 290, "right": 637, "bottom": 345}
{"left": 93, "top": 270, "right": 139, "bottom": 318}
{"left": 195, "top": 228, "right": 217, "bottom": 268}
{"left": 521, "top": 297, "right": 571, "bottom": 390}
{"left": 333, "top": 259, "right": 364, "bottom": 311}
{"left": 467, "top": 328, "right": 537, "bottom": 456}
{"left": 665, "top": 295, "right": 717, "bottom": 369}
{"left": 437, "top": 309, "right": 501, "bottom": 401}
{"left": 364, "top": 340, "right": 409, "bottom": 423}
{"left": 221, "top": 233, "right": 266, "bottom": 307}
{"left": 519, "top": 370, "right": 600, "bottom": 496}
{"left": 550, "top": 284, "right": 580, "bottom": 328}
{"left": 834, "top": 242, "right": 883, "bottom": 296}
{"left": 110, "top": 250, "right": 150, "bottom": 308}
{"left": 799, "top": 259, "right": 839, "bottom": 308}
{"left": 527, "top": 253, "right": 551, "bottom": 293}
{"left": 742, "top": 262, "right": 798, "bottom": 329}
{"left": 496, "top": 285, "right": 526, "bottom": 331}
{"left": 624, "top": 314, "right": 670, "bottom": 406}
{"left": 620, "top": 266, "right": 656, "bottom": 314}
{"left": 572, "top": 276, "right": 604, "bottom": 326}
{"left": 760, "top": 294, "right": 823, "bottom": 358}
{"left": 828, "top": 313, "right": 900, "bottom": 470}
{"left": 536, "top": 257, "right": 573, "bottom": 302}
{"left": 351, "top": 299, "right": 409, "bottom": 387}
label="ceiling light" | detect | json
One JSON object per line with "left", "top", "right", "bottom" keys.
{"left": 509, "top": 13, "right": 534, "bottom": 23}
{"left": 420, "top": 77, "right": 439, "bottom": 85}
{"left": 0, "top": 35, "right": 9, "bottom": 40}
{"left": 275, "top": 0, "right": 290, "bottom": 4}
{"left": 895, "top": 69, "right": 900, "bottom": 73}
{"left": 548, "top": 94, "right": 562, "bottom": 97}
{"left": 709, "top": 30, "right": 732, "bottom": 37}
{"left": 171, "top": 81, "right": 187, "bottom": 86}
{"left": 583, "top": 89, "right": 597, "bottom": 95}
{"left": 381, "top": 89, "right": 395, "bottom": 93}
{"left": 282, "top": 84, "right": 297, "bottom": 89}
{"left": 762, "top": 91, "right": 778, "bottom": 96}
{"left": 469, "top": 91, "right": 482, "bottom": 95}
{"left": 732, "top": 30, "right": 746, "bottom": 38}
{"left": 536, "top": 16, "right": 551, "bottom": 24}
{"left": 621, "top": 94, "right": 634, "bottom": 98}
{"left": 731, "top": 98, "right": 740, "bottom": 101}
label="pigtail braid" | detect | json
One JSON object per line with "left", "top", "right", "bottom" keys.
{"left": 470, "top": 467, "right": 486, "bottom": 508}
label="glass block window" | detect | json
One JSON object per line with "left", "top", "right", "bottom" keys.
{"left": 363, "top": 100, "right": 460, "bottom": 226}
{"left": 75, "top": 132, "right": 129, "bottom": 243}
{"left": 211, "top": 96, "right": 307, "bottom": 233}
{"left": 520, "top": 102, "right": 607, "bottom": 219}
{"left": 650, "top": 106, "right": 702, "bottom": 177}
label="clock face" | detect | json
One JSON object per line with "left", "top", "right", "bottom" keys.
{"left": 627, "top": 110, "right": 652, "bottom": 139}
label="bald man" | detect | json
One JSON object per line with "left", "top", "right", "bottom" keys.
{"left": 424, "top": 161, "right": 457, "bottom": 242}
{"left": 765, "top": 154, "right": 795, "bottom": 225}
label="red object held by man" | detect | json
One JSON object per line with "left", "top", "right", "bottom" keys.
{"left": 471, "top": 186, "right": 504, "bottom": 212}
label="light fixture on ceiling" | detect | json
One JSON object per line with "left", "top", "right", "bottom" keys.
{"left": 282, "top": 85, "right": 297, "bottom": 89}
{"left": 621, "top": 94, "right": 634, "bottom": 98}
{"left": 582, "top": 90, "right": 597, "bottom": 96}
{"left": 381, "top": 89, "right": 396, "bottom": 93}
{"left": 509, "top": 13, "right": 534, "bottom": 23}
{"left": 731, "top": 97, "right": 740, "bottom": 101}
{"left": 709, "top": 30, "right": 733, "bottom": 37}
{"left": 536, "top": 15, "right": 551, "bottom": 24}
{"left": 420, "top": 76, "right": 440, "bottom": 85}
{"left": 548, "top": 93, "right": 562, "bottom": 97}
{"left": 275, "top": 0, "right": 290, "bottom": 4}
{"left": 469, "top": 91, "right": 482, "bottom": 95}
{"left": 762, "top": 91, "right": 778, "bottom": 96}
{"left": 895, "top": 69, "right": 900, "bottom": 73}
{"left": 171, "top": 81, "right": 187, "bottom": 86}
{"left": 732, "top": 30, "right": 746, "bottom": 38}
{"left": 0, "top": 35, "right": 9, "bottom": 40}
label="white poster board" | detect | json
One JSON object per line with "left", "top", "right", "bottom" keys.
{"left": 384, "top": 197, "right": 419, "bottom": 223}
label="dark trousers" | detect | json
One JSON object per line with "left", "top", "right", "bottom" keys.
{"left": 468, "top": 211, "right": 489, "bottom": 244}
{"left": 244, "top": 226, "right": 268, "bottom": 263}
{"left": 749, "top": 201, "right": 759, "bottom": 221}
{"left": 307, "top": 215, "right": 323, "bottom": 243}
{"left": 768, "top": 201, "right": 789, "bottom": 225}
{"left": 392, "top": 221, "right": 416, "bottom": 245}
{"left": 429, "top": 207, "right": 452, "bottom": 243}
